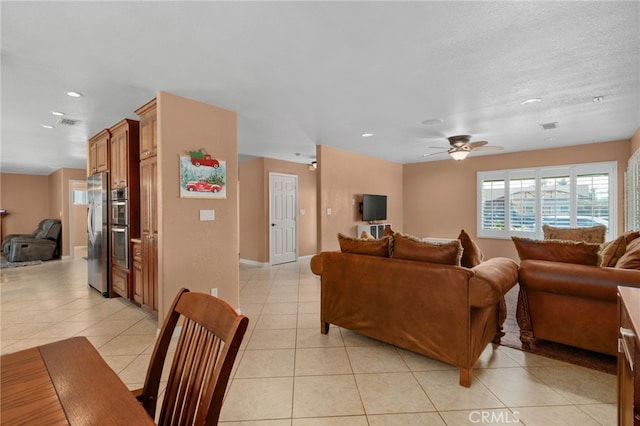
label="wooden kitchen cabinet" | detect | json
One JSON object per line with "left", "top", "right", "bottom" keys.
{"left": 618, "top": 286, "right": 640, "bottom": 426}
{"left": 111, "top": 265, "right": 129, "bottom": 299}
{"left": 136, "top": 98, "right": 157, "bottom": 160}
{"left": 139, "top": 156, "right": 158, "bottom": 316}
{"left": 131, "top": 239, "right": 143, "bottom": 304}
{"left": 87, "top": 129, "right": 110, "bottom": 176}
{"left": 109, "top": 119, "right": 140, "bottom": 189}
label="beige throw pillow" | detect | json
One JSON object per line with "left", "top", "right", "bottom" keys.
{"left": 542, "top": 224, "right": 607, "bottom": 244}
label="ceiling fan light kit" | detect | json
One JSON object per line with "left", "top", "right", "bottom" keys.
{"left": 450, "top": 150, "right": 470, "bottom": 161}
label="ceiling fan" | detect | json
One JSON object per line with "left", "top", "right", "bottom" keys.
{"left": 425, "top": 135, "right": 503, "bottom": 161}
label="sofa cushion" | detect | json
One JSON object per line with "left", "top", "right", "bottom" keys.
{"left": 599, "top": 235, "right": 627, "bottom": 267}
{"left": 512, "top": 237, "right": 601, "bottom": 265}
{"left": 458, "top": 229, "right": 483, "bottom": 268}
{"left": 338, "top": 233, "right": 390, "bottom": 257}
{"left": 615, "top": 237, "right": 640, "bottom": 270}
{"left": 392, "top": 234, "right": 462, "bottom": 265}
{"left": 542, "top": 224, "right": 606, "bottom": 243}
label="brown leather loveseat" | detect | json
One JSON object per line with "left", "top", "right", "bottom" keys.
{"left": 514, "top": 231, "right": 640, "bottom": 356}
{"left": 310, "top": 238, "right": 518, "bottom": 387}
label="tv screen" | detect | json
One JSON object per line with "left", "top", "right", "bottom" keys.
{"left": 362, "top": 194, "right": 387, "bottom": 222}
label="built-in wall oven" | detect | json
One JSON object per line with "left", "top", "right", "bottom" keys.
{"left": 111, "top": 188, "right": 129, "bottom": 269}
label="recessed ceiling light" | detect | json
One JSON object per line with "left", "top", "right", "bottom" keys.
{"left": 421, "top": 118, "right": 444, "bottom": 125}
{"left": 361, "top": 133, "right": 373, "bottom": 137}
{"left": 545, "top": 137, "right": 557, "bottom": 142}
{"left": 42, "top": 124, "right": 54, "bottom": 129}
{"left": 593, "top": 96, "right": 604, "bottom": 103}
{"left": 51, "top": 111, "right": 64, "bottom": 116}
{"left": 66, "top": 91, "right": 83, "bottom": 97}
{"left": 521, "top": 98, "right": 542, "bottom": 105}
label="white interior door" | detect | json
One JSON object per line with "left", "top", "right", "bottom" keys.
{"left": 270, "top": 173, "right": 297, "bottom": 265}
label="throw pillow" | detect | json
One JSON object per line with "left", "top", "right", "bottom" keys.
{"left": 337, "top": 233, "right": 390, "bottom": 257}
{"left": 458, "top": 229, "right": 484, "bottom": 268}
{"left": 383, "top": 225, "right": 395, "bottom": 237}
{"left": 542, "top": 224, "right": 607, "bottom": 243}
{"left": 623, "top": 230, "right": 640, "bottom": 244}
{"left": 392, "top": 233, "right": 462, "bottom": 265}
{"left": 512, "top": 236, "right": 601, "bottom": 265}
{"left": 615, "top": 237, "right": 640, "bottom": 269}
{"left": 599, "top": 235, "right": 627, "bottom": 267}
{"left": 360, "top": 230, "right": 375, "bottom": 240}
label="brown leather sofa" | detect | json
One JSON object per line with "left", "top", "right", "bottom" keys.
{"left": 516, "top": 260, "right": 640, "bottom": 356}
{"left": 310, "top": 251, "right": 519, "bottom": 387}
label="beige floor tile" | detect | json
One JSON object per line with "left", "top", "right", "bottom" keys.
{"left": 524, "top": 365, "right": 616, "bottom": 404}
{"left": 262, "top": 302, "right": 299, "bottom": 315}
{"left": 220, "top": 420, "right": 292, "bottom": 426}
{"left": 77, "top": 319, "right": 143, "bottom": 337}
{"left": 266, "top": 292, "right": 299, "bottom": 303}
{"left": 246, "top": 328, "right": 297, "bottom": 350}
{"left": 577, "top": 403, "right": 617, "bottom": 425}
{"left": 29, "top": 320, "right": 93, "bottom": 339}
{"left": 235, "top": 349, "right": 295, "bottom": 378}
{"left": 116, "top": 352, "right": 152, "bottom": 387}
{"left": 98, "top": 333, "right": 156, "bottom": 356}
{"left": 295, "top": 347, "right": 352, "bottom": 376}
{"left": 220, "top": 377, "right": 294, "bottom": 421}
{"left": 295, "top": 327, "right": 344, "bottom": 348}
{"left": 414, "top": 370, "right": 504, "bottom": 411}
{"left": 346, "top": 345, "right": 409, "bottom": 373}
{"left": 297, "top": 301, "right": 320, "bottom": 314}
{"left": 396, "top": 348, "right": 457, "bottom": 372}
{"left": 296, "top": 313, "right": 319, "bottom": 329}
{"left": 255, "top": 314, "right": 297, "bottom": 330}
{"left": 292, "top": 416, "right": 368, "bottom": 426}
{"left": 473, "top": 344, "right": 520, "bottom": 369}
{"left": 355, "top": 372, "right": 436, "bottom": 415}
{"left": 474, "top": 367, "right": 571, "bottom": 407}
{"left": 293, "top": 375, "right": 364, "bottom": 418}
{"left": 367, "top": 412, "right": 446, "bottom": 426}
{"left": 513, "top": 405, "right": 602, "bottom": 426}
{"left": 498, "top": 345, "right": 570, "bottom": 368}
{"left": 101, "top": 354, "right": 138, "bottom": 374}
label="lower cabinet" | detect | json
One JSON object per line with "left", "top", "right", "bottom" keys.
{"left": 111, "top": 265, "right": 129, "bottom": 299}
{"left": 132, "top": 240, "right": 143, "bottom": 305}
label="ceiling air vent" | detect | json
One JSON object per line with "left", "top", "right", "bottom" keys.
{"left": 57, "top": 117, "right": 80, "bottom": 126}
{"left": 540, "top": 121, "right": 558, "bottom": 130}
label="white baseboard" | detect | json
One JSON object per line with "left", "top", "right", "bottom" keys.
{"left": 239, "top": 258, "right": 269, "bottom": 267}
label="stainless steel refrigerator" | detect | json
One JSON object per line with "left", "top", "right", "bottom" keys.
{"left": 87, "top": 172, "right": 109, "bottom": 296}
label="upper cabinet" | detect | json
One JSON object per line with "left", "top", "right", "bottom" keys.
{"left": 87, "top": 129, "right": 110, "bottom": 176}
{"left": 109, "top": 119, "right": 140, "bottom": 189}
{"left": 136, "top": 98, "right": 157, "bottom": 159}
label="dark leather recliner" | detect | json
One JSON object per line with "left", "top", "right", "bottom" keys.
{"left": 2, "top": 219, "right": 62, "bottom": 262}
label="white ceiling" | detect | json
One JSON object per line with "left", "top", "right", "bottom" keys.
{"left": 2, "top": 1, "right": 639, "bottom": 175}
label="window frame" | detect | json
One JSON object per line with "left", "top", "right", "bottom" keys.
{"left": 477, "top": 161, "right": 617, "bottom": 240}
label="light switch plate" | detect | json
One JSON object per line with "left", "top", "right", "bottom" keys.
{"left": 200, "top": 209, "right": 215, "bottom": 221}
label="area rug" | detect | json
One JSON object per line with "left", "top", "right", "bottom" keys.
{"left": 0, "top": 258, "right": 43, "bottom": 269}
{"left": 501, "top": 286, "right": 617, "bottom": 375}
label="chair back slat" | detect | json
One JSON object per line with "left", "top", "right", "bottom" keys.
{"left": 137, "top": 288, "right": 249, "bottom": 425}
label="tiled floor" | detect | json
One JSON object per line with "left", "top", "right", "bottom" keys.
{"left": 1, "top": 254, "right": 617, "bottom": 425}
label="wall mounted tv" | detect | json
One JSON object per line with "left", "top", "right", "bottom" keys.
{"left": 361, "top": 194, "right": 387, "bottom": 222}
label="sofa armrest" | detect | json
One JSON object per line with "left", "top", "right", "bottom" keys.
{"left": 469, "top": 257, "right": 519, "bottom": 308}
{"left": 519, "top": 259, "right": 640, "bottom": 303}
{"left": 310, "top": 254, "right": 323, "bottom": 276}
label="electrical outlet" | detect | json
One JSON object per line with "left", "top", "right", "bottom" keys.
{"left": 210, "top": 288, "right": 218, "bottom": 297}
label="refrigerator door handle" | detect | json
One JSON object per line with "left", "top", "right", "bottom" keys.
{"left": 88, "top": 202, "right": 96, "bottom": 245}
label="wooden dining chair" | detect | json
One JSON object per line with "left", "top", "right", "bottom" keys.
{"left": 133, "top": 288, "right": 249, "bottom": 425}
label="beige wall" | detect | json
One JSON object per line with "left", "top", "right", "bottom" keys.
{"left": 238, "top": 157, "right": 317, "bottom": 263}
{"left": 156, "top": 92, "right": 239, "bottom": 320}
{"left": 0, "top": 173, "right": 50, "bottom": 240}
{"left": 1, "top": 168, "right": 85, "bottom": 256}
{"left": 403, "top": 140, "right": 631, "bottom": 261}
{"left": 632, "top": 127, "right": 640, "bottom": 155}
{"left": 317, "top": 145, "right": 404, "bottom": 252}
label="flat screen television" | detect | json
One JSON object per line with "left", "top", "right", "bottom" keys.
{"left": 361, "top": 194, "right": 387, "bottom": 222}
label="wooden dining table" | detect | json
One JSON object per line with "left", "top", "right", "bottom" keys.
{"left": 0, "top": 336, "right": 155, "bottom": 425}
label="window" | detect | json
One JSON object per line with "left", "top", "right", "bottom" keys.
{"left": 73, "top": 189, "right": 88, "bottom": 205}
{"left": 478, "top": 162, "right": 616, "bottom": 240}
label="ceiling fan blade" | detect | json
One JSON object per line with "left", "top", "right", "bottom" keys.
{"left": 423, "top": 150, "right": 448, "bottom": 157}
{"left": 467, "top": 141, "right": 489, "bottom": 149}
{"left": 473, "top": 145, "right": 504, "bottom": 151}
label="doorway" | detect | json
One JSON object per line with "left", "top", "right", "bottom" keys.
{"left": 269, "top": 173, "right": 297, "bottom": 265}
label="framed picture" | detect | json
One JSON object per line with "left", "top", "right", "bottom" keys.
{"left": 179, "top": 155, "right": 227, "bottom": 199}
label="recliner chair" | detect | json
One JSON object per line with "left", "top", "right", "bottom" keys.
{"left": 2, "top": 219, "right": 62, "bottom": 262}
